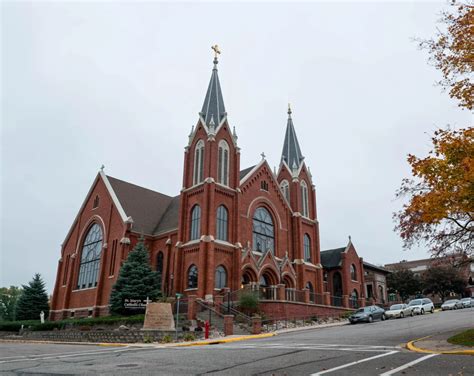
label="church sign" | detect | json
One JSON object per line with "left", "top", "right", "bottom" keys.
{"left": 123, "top": 298, "right": 148, "bottom": 313}
{"left": 143, "top": 302, "right": 175, "bottom": 331}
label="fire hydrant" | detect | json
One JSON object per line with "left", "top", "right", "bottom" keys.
{"left": 204, "top": 320, "right": 210, "bottom": 339}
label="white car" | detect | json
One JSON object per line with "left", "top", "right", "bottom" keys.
{"left": 408, "top": 298, "right": 435, "bottom": 315}
{"left": 385, "top": 303, "right": 413, "bottom": 319}
{"left": 460, "top": 297, "right": 473, "bottom": 308}
{"left": 441, "top": 299, "right": 463, "bottom": 310}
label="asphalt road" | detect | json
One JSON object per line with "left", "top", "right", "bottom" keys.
{"left": 0, "top": 308, "right": 473, "bottom": 375}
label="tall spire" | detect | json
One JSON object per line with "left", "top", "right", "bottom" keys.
{"left": 281, "top": 104, "right": 304, "bottom": 169}
{"left": 200, "top": 45, "right": 226, "bottom": 126}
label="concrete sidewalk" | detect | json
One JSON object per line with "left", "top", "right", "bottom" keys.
{"left": 407, "top": 329, "right": 474, "bottom": 355}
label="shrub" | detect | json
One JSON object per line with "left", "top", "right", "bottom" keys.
{"left": 143, "top": 334, "right": 154, "bottom": 343}
{"left": 238, "top": 291, "right": 259, "bottom": 315}
{"left": 161, "top": 334, "right": 173, "bottom": 343}
{"left": 183, "top": 333, "right": 195, "bottom": 342}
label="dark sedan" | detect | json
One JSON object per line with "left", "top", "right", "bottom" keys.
{"left": 349, "top": 305, "right": 386, "bottom": 324}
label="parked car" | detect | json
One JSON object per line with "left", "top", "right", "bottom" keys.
{"left": 441, "top": 299, "right": 463, "bottom": 310}
{"left": 408, "top": 298, "right": 435, "bottom": 315}
{"left": 349, "top": 305, "right": 386, "bottom": 324}
{"left": 460, "top": 297, "right": 473, "bottom": 308}
{"left": 385, "top": 303, "right": 413, "bottom": 319}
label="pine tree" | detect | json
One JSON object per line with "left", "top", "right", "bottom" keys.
{"left": 109, "top": 240, "right": 161, "bottom": 315}
{"left": 15, "top": 274, "right": 49, "bottom": 321}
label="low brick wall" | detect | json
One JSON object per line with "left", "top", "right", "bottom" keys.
{"left": 2, "top": 329, "right": 201, "bottom": 344}
{"left": 259, "top": 301, "right": 353, "bottom": 319}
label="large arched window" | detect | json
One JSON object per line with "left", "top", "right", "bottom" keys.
{"left": 350, "top": 264, "right": 357, "bottom": 281}
{"left": 77, "top": 223, "right": 103, "bottom": 290}
{"left": 217, "top": 140, "right": 230, "bottom": 186}
{"left": 280, "top": 180, "right": 290, "bottom": 201}
{"left": 190, "top": 205, "right": 201, "bottom": 240}
{"left": 304, "top": 234, "right": 311, "bottom": 262}
{"left": 216, "top": 205, "right": 228, "bottom": 241}
{"left": 301, "top": 180, "right": 309, "bottom": 217}
{"left": 253, "top": 207, "right": 274, "bottom": 253}
{"left": 187, "top": 265, "right": 198, "bottom": 289}
{"left": 156, "top": 252, "right": 164, "bottom": 292}
{"left": 215, "top": 265, "right": 227, "bottom": 289}
{"left": 193, "top": 140, "right": 205, "bottom": 185}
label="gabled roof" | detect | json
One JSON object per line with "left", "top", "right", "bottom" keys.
{"left": 200, "top": 57, "right": 226, "bottom": 126}
{"left": 240, "top": 165, "right": 256, "bottom": 180}
{"left": 107, "top": 176, "right": 177, "bottom": 236}
{"left": 281, "top": 107, "right": 304, "bottom": 170}
{"left": 320, "top": 247, "right": 346, "bottom": 268}
{"left": 153, "top": 195, "right": 180, "bottom": 235}
{"left": 363, "top": 261, "right": 391, "bottom": 274}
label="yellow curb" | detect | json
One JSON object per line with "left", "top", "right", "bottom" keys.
{"left": 406, "top": 335, "right": 474, "bottom": 356}
{"left": 173, "top": 333, "right": 277, "bottom": 347}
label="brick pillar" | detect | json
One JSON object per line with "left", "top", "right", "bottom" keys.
{"left": 304, "top": 288, "right": 310, "bottom": 303}
{"left": 188, "top": 295, "right": 197, "bottom": 320}
{"left": 214, "top": 295, "right": 224, "bottom": 313}
{"left": 277, "top": 284, "right": 286, "bottom": 301}
{"left": 323, "top": 292, "right": 331, "bottom": 306}
{"left": 342, "top": 295, "right": 349, "bottom": 308}
{"left": 252, "top": 316, "right": 262, "bottom": 334}
{"left": 223, "top": 315, "right": 234, "bottom": 336}
{"left": 360, "top": 298, "right": 366, "bottom": 307}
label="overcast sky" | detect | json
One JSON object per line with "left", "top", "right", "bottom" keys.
{"left": 1, "top": 1, "right": 470, "bottom": 293}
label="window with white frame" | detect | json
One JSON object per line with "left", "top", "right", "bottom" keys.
{"left": 217, "top": 140, "right": 230, "bottom": 186}
{"left": 190, "top": 205, "right": 201, "bottom": 240}
{"left": 280, "top": 180, "right": 290, "bottom": 201}
{"left": 77, "top": 223, "right": 103, "bottom": 289}
{"left": 193, "top": 140, "right": 205, "bottom": 185}
{"left": 301, "top": 180, "right": 309, "bottom": 217}
{"left": 216, "top": 205, "right": 228, "bottom": 241}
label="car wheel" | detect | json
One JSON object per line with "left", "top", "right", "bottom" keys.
{"left": 400, "top": 312, "right": 404, "bottom": 318}
{"left": 368, "top": 315, "right": 373, "bottom": 323}
{"left": 421, "top": 308, "right": 425, "bottom": 315}
{"left": 430, "top": 307, "right": 434, "bottom": 313}
{"left": 381, "top": 314, "right": 386, "bottom": 321}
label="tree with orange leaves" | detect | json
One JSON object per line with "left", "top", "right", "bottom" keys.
{"left": 417, "top": 2, "right": 473, "bottom": 110}
{"left": 395, "top": 127, "right": 473, "bottom": 257}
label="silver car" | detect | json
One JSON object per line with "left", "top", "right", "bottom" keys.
{"left": 385, "top": 303, "right": 413, "bottom": 319}
{"left": 460, "top": 297, "right": 473, "bottom": 308}
{"left": 441, "top": 299, "right": 463, "bottom": 310}
{"left": 408, "top": 298, "right": 435, "bottom": 315}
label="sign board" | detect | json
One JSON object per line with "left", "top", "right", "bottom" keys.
{"left": 123, "top": 298, "right": 147, "bottom": 313}
{"left": 143, "top": 302, "right": 175, "bottom": 331}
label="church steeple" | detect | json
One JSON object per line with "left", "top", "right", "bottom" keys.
{"left": 200, "top": 45, "right": 226, "bottom": 127}
{"left": 281, "top": 104, "right": 304, "bottom": 170}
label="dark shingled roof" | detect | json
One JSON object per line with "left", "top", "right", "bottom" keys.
{"left": 320, "top": 247, "right": 346, "bottom": 269}
{"left": 107, "top": 176, "right": 177, "bottom": 236}
{"left": 200, "top": 58, "right": 226, "bottom": 126}
{"left": 281, "top": 109, "right": 304, "bottom": 169}
{"left": 240, "top": 165, "right": 256, "bottom": 180}
{"left": 363, "top": 261, "right": 391, "bottom": 274}
{"left": 154, "top": 195, "right": 180, "bottom": 235}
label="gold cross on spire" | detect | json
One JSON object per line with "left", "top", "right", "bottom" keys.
{"left": 211, "top": 44, "right": 221, "bottom": 59}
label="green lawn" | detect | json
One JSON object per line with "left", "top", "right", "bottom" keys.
{"left": 447, "top": 328, "right": 474, "bottom": 347}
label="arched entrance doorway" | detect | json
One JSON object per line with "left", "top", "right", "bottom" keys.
{"left": 283, "top": 274, "right": 296, "bottom": 301}
{"left": 350, "top": 289, "right": 359, "bottom": 308}
{"left": 332, "top": 272, "right": 343, "bottom": 306}
{"left": 259, "top": 269, "right": 278, "bottom": 300}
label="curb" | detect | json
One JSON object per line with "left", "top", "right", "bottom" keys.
{"left": 275, "top": 321, "right": 348, "bottom": 335}
{"left": 173, "top": 333, "right": 277, "bottom": 347}
{"left": 406, "top": 335, "right": 474, "bottom": 356}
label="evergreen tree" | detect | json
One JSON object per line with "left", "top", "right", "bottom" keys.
{"left": 15, "top": 274, "right": 49, "bottom": 321}
{"left": 109, "top": 240, "right": 161, "bottom": 315}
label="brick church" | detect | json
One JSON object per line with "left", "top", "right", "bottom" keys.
{"left": 50, "top": 51, "right": 372, "bottom": 320}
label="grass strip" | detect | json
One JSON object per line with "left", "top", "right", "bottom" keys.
{"left": 447, "top": 328, "right": 474, "bottom": 347}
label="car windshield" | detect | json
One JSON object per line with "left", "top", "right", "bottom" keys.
{"left": 444, "top": 300, "right": 457, "bottom": 304}
{"left": 355, "top": 308, "right": 370, "bottom": 314}
{"left": 408, "top": 300, "right": 422, "bottom": 306}
{"left": 461, "top": 298, "right": 470, "bottom": 301}
{"left": 390, "top": 304, "right": 403, "bottom": 310}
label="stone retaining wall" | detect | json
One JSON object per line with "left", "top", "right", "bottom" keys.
{"left": 259, "top": 301, "right": 353, "bottom": 319}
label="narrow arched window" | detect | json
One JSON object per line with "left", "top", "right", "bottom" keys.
{"left": 253, "top": 207, "right": 274, "bottom": 253}
{"left": 304, "top": 234, "right": 311, "bottom": 262}
{"left": 350, "top": 264, "right": 357, "bottom": 281}
{"left": 215, "top": 265, "right": 227, "bottom": 289}
{"left": 306, "top": 282, "right": 314, "bottom": 294}
{"left": 301, "top": 180, "right": 309, "bottom": 217}
{"left": 77, "top": 223, "right": 103, "bottom": 289}
{"left": 193, "top": 140, "right": 205, "bottom": 185}
{"left": 216, "top": 205, "right": 228, "bottom": 241}
{"left": 190, "top": 205, "right": 201, "bottom": 240}
{"left": 217, "top": 140, "right": 230, "bottom": 186}
{"left": 187, "top": 265, "right": 198, "bottom": 289}
{"left": 157, "top": 252, "right": 164, "bottom": 292}
{"left": 280, "top": 180, "right": 290, "bottom": 201}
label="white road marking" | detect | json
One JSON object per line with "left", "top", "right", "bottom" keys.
{"left": 379, "top": 353, "right": 439, "bottom": 375}
{"left": 0, "top": 347, "right": 127, "bottom": 361}
{"left": 0, "top": 347, "right": 137, "bottom": 364}
{"left": 310, "top": 350, "right": 399, "bottom": 375}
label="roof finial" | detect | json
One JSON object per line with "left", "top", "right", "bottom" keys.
{"left": 288, "top": 103, "right": 292, "bottom": 117}
{"left": 348, "top": 235, "right": 352, "bottom": 242}
{"left": 261, "top": 152, "right": 266, "bottom": 160}
{"left": 211, "top": 44, "right": 221, "bottom": 66}
{"left": 100, "top": 164, "right": 105, "bottom": 172}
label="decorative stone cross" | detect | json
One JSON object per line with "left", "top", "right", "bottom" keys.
{"left": 261, "top": 152, "right": 266, "bottom": 160}
{"left": 211, "top": 44, "right": 221, "bottom": 58}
